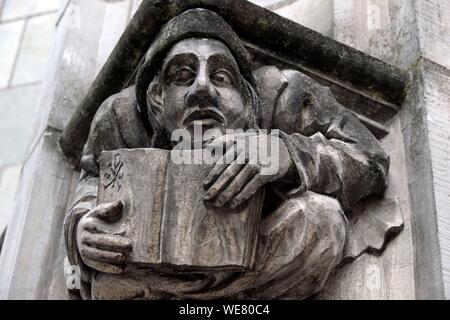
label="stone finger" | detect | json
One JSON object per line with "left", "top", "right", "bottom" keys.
{"left": 230, "top": 175, "right": 264, "bottom": 209}
{"left": 204, "top": 154, "right": 246, "bottom": 202}
{"left": 214, "top": 163, "right": 259, "bottom": 207}
{"left": 83, "top": 233, "right": 132, "bottom": 253}
{"left": 203, "top": 148, "right": 238, "bottom": 190}
{"left": 81, "top": 246, "right": 126, "bottom": 265}
{"left": 93, "top": 200, "right": 124, "bottom": 222}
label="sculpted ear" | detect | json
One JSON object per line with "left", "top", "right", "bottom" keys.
{"left": 146, "top": 76, "right": 165, "bottom": 130}
{"left": 147, "top": 78, "right": 163, "bottom": 111}
{"left": 243, "top": 79, "right": 260, "bottom": 129}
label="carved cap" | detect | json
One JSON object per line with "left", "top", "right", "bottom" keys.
{"left": 135, "top": 8, "right": 255, "bottom": 128}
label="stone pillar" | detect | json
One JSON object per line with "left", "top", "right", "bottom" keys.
{"left": 412, "top": 0, "right": 450, "bottom": 299}
{"left": 331, "top": 0, "right": 450, "bottom": 300}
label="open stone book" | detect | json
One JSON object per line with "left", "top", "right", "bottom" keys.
{"left": 98, "top": 148, "right": 265, "bottom": 273}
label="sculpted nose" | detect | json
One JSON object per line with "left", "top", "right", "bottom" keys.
{"left": 186, "top": 66, "right": 217, "bottom": 108}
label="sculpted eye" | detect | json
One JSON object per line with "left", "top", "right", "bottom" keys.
{"left": 211, "top": 70, "right": 234, "bottom": 86}
{"left": 173, "top": 67, "right": 195, "bottom": 85}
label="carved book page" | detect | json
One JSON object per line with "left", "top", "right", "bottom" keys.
{"left": 98, "top": 148, "right": 264, "bottom": 272}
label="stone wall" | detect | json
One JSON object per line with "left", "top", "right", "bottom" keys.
{"left": 0, "top": 0, "right": 59, "bottom": 237}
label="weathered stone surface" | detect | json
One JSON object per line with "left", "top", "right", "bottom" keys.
{"left": 331, "top": 0, "right": 450, "bottom": 299}
{"left": 0, "top": 20, "right": 24, "bottom": 89}
{"left": 97, "top": 149, "right": 264, "bottom": 271}
{"left": 95, "top": 0, "right": 134, "bottom": 75}
{"left": 6, "top": 0, "right": 448, "bottom": 301}
{"left": 333, "top": 0, "right": 421, "bottom": 70}
{"left": 413, "top": 0, "right": 450, "bottom": 297}
{"left": 422, "top": 60, "right": 450, "bottom": 298}
{"left": 0, "top": 130, "right": 74, "bottom": 299}
{"left": 416, "top": 0, "right": 450, "bottom": 70}
{"left": 64, "top": 8, "right": 399, "bottom": 300}
{"left": 11, "top": 13, "right": 58, "bottom": 86}
{"left": 318, "top": 116, "right": 414, "bottom": 300}
{"left": 44, "top": 0, "right": 115, "bottom": 133}
{"left": 399, "top": 62, "right": 445, "bottom": 299}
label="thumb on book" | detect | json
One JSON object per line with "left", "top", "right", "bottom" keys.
{"left": 94, "top": 200, "right": 124, "bottom": 222}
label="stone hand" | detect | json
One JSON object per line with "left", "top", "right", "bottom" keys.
{"left": 76, "top": 200, "right": 132, "bottom": 274}
{"left": 203, "top": 132, "right": 293, "bottom": 209}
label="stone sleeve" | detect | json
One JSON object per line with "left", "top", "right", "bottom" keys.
{"left": 63, "top": 171, "right": 98, "bottom": 286}
{"left": 273, "top": 69, "right": 389, "bottom": 211}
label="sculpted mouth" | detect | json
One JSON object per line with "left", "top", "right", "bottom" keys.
{"left": 183, "top": 108, "right": 226, "bottom": 127}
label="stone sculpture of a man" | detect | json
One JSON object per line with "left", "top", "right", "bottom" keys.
{"left": 64, "top": 9, "right": 389, "bottom": 299}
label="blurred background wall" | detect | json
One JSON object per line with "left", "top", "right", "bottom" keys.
{"left": 0, "top": 0, "right": 60, "bottom": 238}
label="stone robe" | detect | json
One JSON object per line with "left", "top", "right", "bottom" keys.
{"left": 64, "top": 66, "right": 393, "bottom": 299}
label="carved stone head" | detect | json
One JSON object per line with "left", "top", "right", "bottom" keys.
{"left": 135, "top": 9, "right": 259, "bottom": 147}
